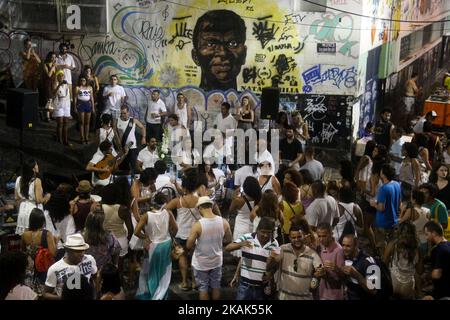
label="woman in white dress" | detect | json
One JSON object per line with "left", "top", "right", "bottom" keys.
{"left": 15, "top": 159, "right": 49, "bottom": 235}
{"left": 134, "top": 192, "right": 178, "bottom": 300}
{"left": 53, "top": 71, "right": 71, "bottom": 145}
{"left": 229, "top": 176, "right": 262, "bottom": 257}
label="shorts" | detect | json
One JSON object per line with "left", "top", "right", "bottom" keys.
{"left": 403, "top": 97, "right": 415, "bottom": 113}
{"left": 193, "top": 266, "right": 222, "bottom": 292}
{"left": 77, "top": 100, "right": 92, "bottom": 113}
{"left": 115, "top": 235, "right": 129, "bottom": 257}
{"left": 103, "top": 108, "right": 120, "bottom": 120}
{"left": 53, "top": 100, "right": 71, "bottom": 118}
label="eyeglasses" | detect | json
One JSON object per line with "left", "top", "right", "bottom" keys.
{"left": 293, "top": 259, "right": 298, "bottom": 273}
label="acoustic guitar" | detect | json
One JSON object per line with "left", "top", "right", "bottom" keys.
{"left": 94, "top": 142, "right": 133, "bottom": 180}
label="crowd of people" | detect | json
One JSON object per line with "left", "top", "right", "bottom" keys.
{"left": 1, "top": 40, "right": 449, "bottom": 302}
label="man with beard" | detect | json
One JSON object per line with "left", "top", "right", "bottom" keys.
{"left": 192, "top": 10, "right": 247, "bottom": 91}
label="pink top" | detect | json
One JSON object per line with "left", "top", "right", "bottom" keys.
{"left": 318, "top": 240, "right": 345, "bottom": 300}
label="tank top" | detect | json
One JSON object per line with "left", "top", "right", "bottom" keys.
{"left": 15, "top": 176, "right": 39, "bottom": 202}
{"left": 260, "top": 176, "right": 273, "bottom": 193}
{"left": 175, "top": 104, "right": 188, "bottom": 129}
{"left": 334, "top": 202, "right": 357, "bottom": 239}
{"left": 56, "top": 84, "right": 70, "bottom": 102}
{"left": 281, "top": 200, "right": 303, "bottom": 234}
{"left": 191, "top": 216, "right": 224, "bottom": 271}
{"left": 77, "top": 87, "right": 91, "bottom": 102}
{"left": 399, "top": 160, "right": 417, "bottom": 186}
{"left": 390, "top": 246, "right": 417, "bottom": 284}
{"left": 98, "top": 127, "right": 117, "bottom": 157}
{"left": 412, "top": 208, "right": 429, "bottom": 244}
{"left": 117, "top": 117, "right": 137, "bottom": 149}
{"left": 175, "top": 196, "right": 201, "bottom": 240}
{"left": 102, "top": 204, "right": 127, "bottom": 239}
{"left": 145, "top": 209, "right": 170, "bottom": 244}
{"left": 73, "top": 200, "right": 93, "bottom": 232}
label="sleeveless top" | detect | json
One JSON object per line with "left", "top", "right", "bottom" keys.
{"left": 281, "top": 200, "right": 304, "bottom": 234}
{"left": 260, "top": 176, "right": 274, "bottom": 193}
{"left": 191, "top": 216, "right": 224, "bottom": 271}
{"left": 117, "top": 117, "right": 137, "bottom": 149}
{"left": 145, "top": 209, "right": 170, "bottom": 244}
{"left": 77, "top": 87, "right": 91, "bottom": 102}
{"left": 73, "top": 200, "right": 93, "bottom": 232}
{"left": 98, "top": 127, "right": 117, "bottom": 157}
{"left": 412, "top": 207, "right": 430, "bottom": 244}
{"left": 175, "top": 196, "right": 201, "bottom": 240}
{"left": 175, "top": 104, "right": 188, "bottom": 129}
{"left": 300, "top": 185, "right": 314, "bottom": 209}
{"left": 390, "top": 246, "right": 417, "bottom": 284}
{"left": 333, "top": 202, "right": 357, "bottom": 240}
{"left": 15, "top": 176, "right": 39, "bottom": 202}
{"left": 233, "top": 197, "right": 254, "bottom": 240}
{"left": 103, "top": 204, "right": 127, "bottom": 239}
{"left": 55, "top": 84, "right": 70, "bottom": 102}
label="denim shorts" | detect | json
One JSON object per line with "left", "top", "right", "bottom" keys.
{"left": 193, "top": 266, "right": 222, "bottom": 292}
{"left": 77, "top": 100, "right": 92, "bottom": 113}
{"left": 236, "top": 281, "right": 266, "bottom": 300}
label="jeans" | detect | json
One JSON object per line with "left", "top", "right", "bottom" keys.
{"left": 146, "top": 123, "right": 162, "bottom": 142}
{"left": 236, "top": 281, "right": 266, "bottom": 300}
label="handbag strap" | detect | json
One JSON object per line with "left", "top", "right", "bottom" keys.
{"left": 260, "top": 176, "right": 271, "bottom": 191}
{"left": 243, "top": 195, "right": 253, "bottom": 212}
{"left": 338, "top": 203, "right": 357, "bottom": 223}
{"left": 286, "top": 201, "right": 297, "bottom": 216}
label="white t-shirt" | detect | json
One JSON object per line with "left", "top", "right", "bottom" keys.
{"left": 413, "top": 116, "right": 426, "bottom": 134}
{"left": 56, "top": 54, "right": 76, "bottom": 84}
{"left": 305, "top": 198, "right": 336, "bottom": 227}
{"left": 214, "top": 113, "right": 237, "bottom": 134}
{"left": 203, "top": 143, "right": 232, "bottom": 164}
{"left": 89, "top": 150, "right": 112, "bottom": 187}
{"left": 234, "top": 165, "right": 259, "bottom": 187}
{"left": 300, "top": 159, "right": 324, "bottom": 181}
{"left": 155, "top": 174, "right": 176, "bottom": 191}
{"left": 390, "top": 137, "right": 405, "bottom": 175}
{"left": 5, "top": 285, "right": 37, "bottom": 300}
{"left": 146, "top": 99, "right": 167, "bottom": 124}
{"left": 103, "top": 85, "right": 126, "bottom": 112}
{"left": 137, "top": 147, "right": 160, "bottom": 169}
{"left": 45, "top": 255, "right": 98, "bottom": 297}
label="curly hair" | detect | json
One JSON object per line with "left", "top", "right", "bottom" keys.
{"left": 256, "top": 190, "right": 279, "bottom": 220}
{"left": 394, "top": 221, "right": 418, "bottom": 264}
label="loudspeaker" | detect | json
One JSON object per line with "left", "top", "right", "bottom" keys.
{"left": 6, "top": 88, "right": 38, "bottom": 129}
{"left": 260, "top": 87, "right": 279, "bottom": 120}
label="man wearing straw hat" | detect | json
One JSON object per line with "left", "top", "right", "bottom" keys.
{"left": 43, "top": 234, "right": 97, "bottom": 300}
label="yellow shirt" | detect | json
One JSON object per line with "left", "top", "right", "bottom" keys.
{"left": 282, "top": 200, "right": 304, "bottom": 234}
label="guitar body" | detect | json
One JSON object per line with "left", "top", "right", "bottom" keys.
{"left": 94, "top": 154, "right": 115, "bottom": 180}
{"left": 94, "top": 142, "right": 133, "bottom": 180}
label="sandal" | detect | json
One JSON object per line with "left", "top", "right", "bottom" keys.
{"left": 178, "top": 283, "right": 190, "bottom": 291}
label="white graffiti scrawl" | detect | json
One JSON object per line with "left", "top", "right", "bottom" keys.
{"left": 321, "top": 122, "right": 338, "bottom": 144}
{"left": 303, "top": 95, "right": 327, "bottom": 121}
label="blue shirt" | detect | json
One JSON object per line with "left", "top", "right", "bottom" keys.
{"left": 375, "top": 181, "right": 401, "bottom": 229}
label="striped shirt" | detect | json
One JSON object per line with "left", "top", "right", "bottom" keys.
{"left": 235, "top": 233, "right": 279, "bottom": 286}
{"left": 278, "top": 244, "right": 322, "bottom": 300}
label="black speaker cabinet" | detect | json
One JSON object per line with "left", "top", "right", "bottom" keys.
{"left": 6, "top": 88, "right": 39, "bottom": 129}
{"left": 260, "top": 87, "right": 280, "bottom": 120}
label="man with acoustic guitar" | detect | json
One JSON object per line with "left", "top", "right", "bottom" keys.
{"left": 115, "top": 105, "right": 147, "bottom": 176}
{"left": 86, "top": 140, "right": 129, "bottom": 187}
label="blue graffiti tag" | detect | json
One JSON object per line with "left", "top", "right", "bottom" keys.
{"left": 301, "top": 65, "right": 357, "bottom": 90}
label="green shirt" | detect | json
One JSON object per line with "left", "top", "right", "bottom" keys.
{"left": 425, "top": 199, "right": 448, "bottom": 225}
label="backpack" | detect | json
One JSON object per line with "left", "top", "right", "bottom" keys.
{"left": 372, "top": 256, "right": 393, "bottom": 300}
{"left": 34, "top": 230, "right": 54, "bottom": 273}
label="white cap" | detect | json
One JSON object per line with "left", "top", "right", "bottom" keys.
{"left": 196, "top": 196, "right": 214, "bottom": 208}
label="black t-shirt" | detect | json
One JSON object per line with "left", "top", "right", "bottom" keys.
{"left": 374, "top": 120, "right": 392, "bottom": 149}
{"left": 346, "top": 250, "right": 377, "bottom": 300}
{"left": 279, "top": 138, "right": 303, "bottom": 161}
{"left": 431, "top": 241, "right": 450, "bottom": 299}
{"left": 437, "top": 183, "right": 450, "bottom": 210}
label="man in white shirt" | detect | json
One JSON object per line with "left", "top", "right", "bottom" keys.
{"left": 214, "top": 102, "right": 237, "bottom": 153}
{"left": 203, "top": 133, "right": 232, "bottom": 165}
{"left": 168, "top": 113, "right": 190, "bottom": 152}
{"left": 43, "top": 234, "right": 97, "bottom": 300}
{"left": 389, "top": 127, "right": 405, "bottom": 176}
{"left": 102, "top": 75, "right": 126, "bottom": 120}
{"left": 146, "top": 89, "right": 168, "bottom": 142}
{"left": 306, "top": 181, "right": 338, "bottom": 230}
{"left": 56, "top": 43, "right": 76, "bottom": 98}
{"left": 300, "top": 147, "right": 324, "bottom": 181}
{"left": 136, "top": 137, "right": 160, "bottom": 171}
{"left": 86, "top": 140, "right": 126, "bottom": 187}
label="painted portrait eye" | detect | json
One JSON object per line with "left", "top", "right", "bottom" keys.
{"left": 227, "top": 40, "right": 238, "bottom": 48}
